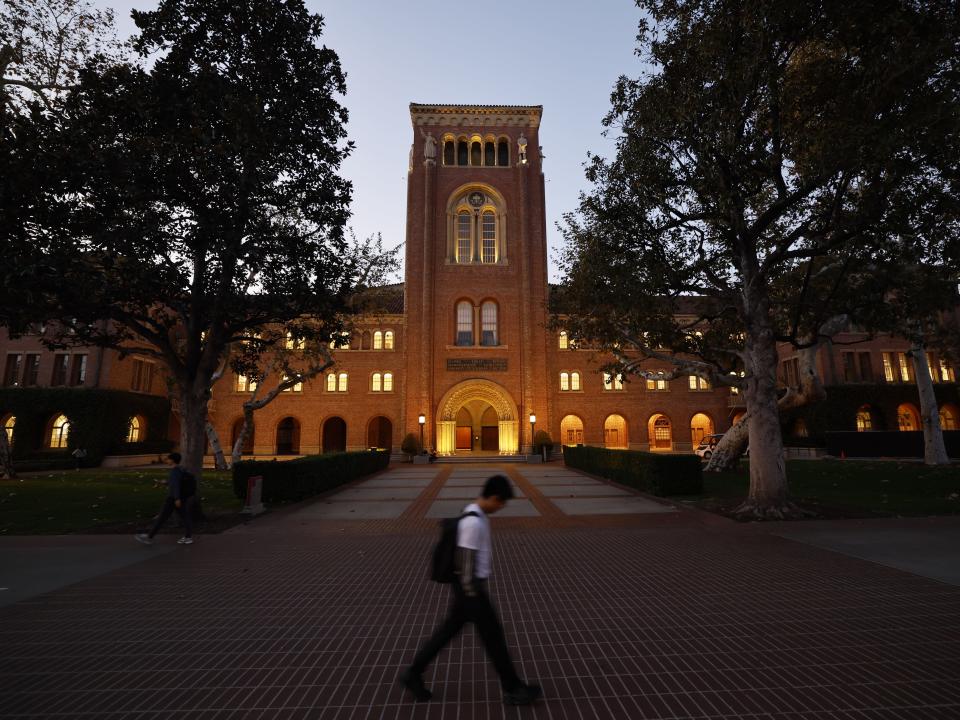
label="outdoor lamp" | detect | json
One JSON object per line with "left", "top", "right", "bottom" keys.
{"left": 529, "top": 413, "right": 536, "bottom": 451}
{"left": 418, "top": 413, "right": 426, "bottom": 450}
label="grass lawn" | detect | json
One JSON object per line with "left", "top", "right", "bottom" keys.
{"left": 0, "top": 469, "right": 243, "bottom": 535}
{"left": 672, "top": 459, "right": 960, "bottom": 518}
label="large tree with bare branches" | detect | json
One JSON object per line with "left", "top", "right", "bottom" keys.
{"left": 554, "top": 0, "right": 960, "bottom": 518}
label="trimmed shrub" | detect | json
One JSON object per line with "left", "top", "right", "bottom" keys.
{"left": 232, "top": 449, "right": 390, "bottom": 503}
{"left": 400, "top": 432, "right": 421, "bottom": 457}
{"left": 533, "top": 430, "right": 554, "bottom": 455}
{"left": 563, "top": 445, "right": 702, "bottom": 496}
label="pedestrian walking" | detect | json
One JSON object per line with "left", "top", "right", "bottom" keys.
{"left": 135, "top": 452, "right": 197, "bottom": 545}
{"left": 400, "top": 474, "right": 542, "bottom": 705}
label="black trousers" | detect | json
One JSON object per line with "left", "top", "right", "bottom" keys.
{"left": 410, "top": 580, "right": 522, "bottom": 691}
{"left": 148, "top": 496, "right": 194, "bottom": 538}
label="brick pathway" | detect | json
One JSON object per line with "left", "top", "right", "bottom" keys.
{"left": 2, "top": 463, "right": 959, "bottom": 719}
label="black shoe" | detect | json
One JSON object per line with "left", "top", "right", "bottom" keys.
{"left": 504, "top": 683, "right": 542, "bottom": 705}
{"left": 399, "top": 669, "right": 433, "bottom": 701}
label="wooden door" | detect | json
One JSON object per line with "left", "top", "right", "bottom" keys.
{"left": 455, "top": 426, "right": 472, "bottom": 450}
{"left": 480, "top": 426, "right": 498, "bottom": 451}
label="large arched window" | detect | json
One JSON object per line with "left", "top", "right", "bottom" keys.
{"left": 558, "top": 331, "right": 568, "bottom": 349}
{"left": 456, "top": 301, "right": 473, "bottom": 346}
{"left": 49, "top": 414, "right": 70, "bottom": 449}
{"left": 485, "top": 140, "right": 496, "bottom": 166}
{"left": 457, "top": 139, "right": 468, "bottom": 166}
{"left": 443, "top": 139, "right": 455, "bottom": 166}
{"left": 481, "top": 211, "right": 497, "bottom": 263}
{"left": 856, "top": 405, "right": 873, "bottom": 431}
{"left": 471, "top": 140, "right": 482, "bottom": 166}
{"left": 897, "top": 403, "right": 920, "bottom": 431}
{"left": 126, "top": 416, "right": 144, "bottom": 443}
{"left": 497, "top": 139, "right": 509, "bottom": 166}
{"left": 481, "top": 301, "right": 498, "bottom": 346}
{"left": 2, "top": 414, "right": 14, "bottom": 445}
{"left": 384, "top": 331, "right": 394, "bottom": 349}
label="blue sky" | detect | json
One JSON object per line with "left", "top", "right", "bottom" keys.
{"left": 99, "top": 1, "right": 646, "bottom": 281}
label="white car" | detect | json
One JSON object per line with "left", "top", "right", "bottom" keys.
{"left": 694, "top": 434, "right": 724, "bottom": 459}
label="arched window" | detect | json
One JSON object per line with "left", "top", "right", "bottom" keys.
{"left": 560, "top": 415, "right": 584, "bottom": 445}
{"left": 443, "top": 140, "right": 455, "bottom": 166}
{"left": 603, "top": 373, "right": 623, "bottom": 390}
{"left": 560, "top": 372, "right": 569, "bottom": 391}
{"left": 457, "top": 212, "right": 472, "bottom": 263}
{"left": 559, "top": 331, "right": 568, "bottom": 350}
{"left": 481, "top": 211, "right": 496, "bottom": 263}
{"left": 897, "top": 403, "right": 919, "bottom": 431}
{"left": 456, "top": 301, "right": 473, "bottom": 346}
{"left": 647, "top": 414, "right": 671, "bottom": 450}
{"left": 940, "top": 404, "right": 958, "bottom": 430}
{"left": 604, "top": 414, "right": 629, "bottom": 449}
{"left": 384, "top": 330, "right": 394, "bottom": 350}
{"left": 485, "top": 141, "right": 496, "bottom": 166}
{"left": 690, "top": 413, "right": 714, "bottom": 445}
{"left": 3, "top": 414, "right": 15, "bottom": 445}
{"left": 471, "top": 140, "right": 482, "bottom": 166}
{"left": 457, "top": 139, "right": 468, "bottom": 165}
{"left": 571, "top": 372, "right": 581, "bottom": 391}
{"left": 50, "top": 414, "right": 70, "bottom": 449}
{"left": 855, "top": 405, "right": 873, "bottom": 431}
{"left": 372, "top": 373, "right": 382, "bottom": 392}
{"left": 337, "top": 372, "right": 348, "bottom": 392}
{"left": 373, "top": 331, "right": 383, "bottom": 350}
{"left": 326, "top": 373, "right": 336, "bottom": 392}
{"left": 497, "top": 139, "right": 509, "bottom": 166}
{"left": 481, "top": 301, "right": 498, "bottom": 346}
{"left": 126, "top": 416, "right": 144, "bottom": 443}
{"left": 383, "top": 372, "right": 394, "bottom": 392}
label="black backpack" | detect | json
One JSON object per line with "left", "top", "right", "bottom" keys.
{"left": 430, "top": 511, "right": 478, "bottom": 583}
{"left": 178, "top": 470, "right": 197, "bottom": 499}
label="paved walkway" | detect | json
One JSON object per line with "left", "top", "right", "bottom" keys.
{"left": 2, "top": 463, "right": 959, "bottom": 719}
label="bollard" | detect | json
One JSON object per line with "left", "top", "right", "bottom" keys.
{"left": 243, "top": 475, "right": 265, "bottom": 515}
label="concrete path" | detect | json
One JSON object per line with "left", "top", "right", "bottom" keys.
{"left": 1, "top": 463, "right": 959, "bottom": 719}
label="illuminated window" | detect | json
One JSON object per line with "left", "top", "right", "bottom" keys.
{"left": 326, "top": 373, "right": 336, "bottom": 392}
{"left": 456, "top": 301, "right": 473, "bottom": 346}
{"left": 940, "top": 405, "right": 958, "bottom": 430}
{"left": 571, "top": 372, "right": 581, "bottom": 391}
{"left": 285, "top": 332, "right": 304, "bottom": 350}
{"left": 337, "top": 372, "right": 348, "bottom": 392}
{"left": 940, "top": 359, "right": 955, "bottom": 383}
{"left": 646, "top": 375, "right": 668, "bottom": 391}
{"left": 126, "top": 416, "right": 143, "bottom": 443}
{"left": 481, "top": 301, "right": 498, "bottom": 346}
{"left": 49, "top": 414, "right": 70, "bottom": 449}
{"left": 647, "top": 414, "right": 671, "bottom": 450}
{"left": 281, "top": 376, "right": 303, "bottom": 392}
{"left": 373, "top": 331, "right": 383, "bottom": 350}
{"left": 334, "top": 333, "right": 350, "bottom": 350}
{"left": 603, "top": 373, "right": 623, "bottom": 390}
{"left": 3, "top": 415, "right": 15, "bottom": 444}
{"left": 897, "top": 403, "right": 919, "bottom": 431}
{"left": 856, "top": 406, "right": 873, "bottom": 431}
{"left": 688, "top": 375, "right": 710, "bottom": 390}
{"left": 560, "top": 372, "right": 570, "bottom": 391}
{"left": 372, "top": 372, "right": 382, "bottom": 392}
{"left": 558, "top": 331, "right": 568, "bottom": 350}
{"left": 897, "top": 353, "right": 912, "bottom": 383}
{"left": 383, "top": 372, "right": 393, "bottom": 392}
{"left": 481, "top": 211, "right": 496, "bottom": 263}
{"left": 384, "top": 331, "right": 394, "bottom": 350}
{"left": 457, "top": 213, "right": 472, "bottom": 264}
{"left": 926, "top": 352, "right": 938, "bottom": 381}
{"left": 236, "top": 374, "right": 257, "bottom": 392}
{"left": 882, "top": 352, "right": 896, "bottom": 382}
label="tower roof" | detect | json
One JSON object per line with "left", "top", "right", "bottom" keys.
{"left": 410, "top": 103, "right": 541, "bottom": 128}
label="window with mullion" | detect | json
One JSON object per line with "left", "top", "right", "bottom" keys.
{"left": 480, "top": 301, "right": 498, "bottom": 346}
{"left": 456, "top": 301, "right": 473, "bottom": 346}
{"left": 481, "top": 212, "right": 496, "bottom": 263}
{"left": 457, "top": 213, "right": 472, "bottom": 263}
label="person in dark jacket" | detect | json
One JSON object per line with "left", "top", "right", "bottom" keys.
{"left": 135, "top": 452, "right": 197, "bottom": 545}
{"left": 399, "top": 474, "right": 542, "bottom": 706}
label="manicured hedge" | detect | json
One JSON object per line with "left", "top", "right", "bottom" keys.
{"left": 232, "top": 450, "right": 390, "bottom": 503}
{"left": 0, "top": 388, "right": 171, "bottom": 468}
{"left": 563, "top": 445, "right": 703, "bottom": 496}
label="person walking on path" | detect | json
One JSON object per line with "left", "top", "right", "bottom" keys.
{"left": 400, "top": 474, "right": 542, "bottom": 705}
{"left": 135, "top": 452, "right": 197, "bottom": 545}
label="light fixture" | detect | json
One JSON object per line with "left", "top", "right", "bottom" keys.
{"left": 418, "top": 413, "right": 426, "bottom": 451}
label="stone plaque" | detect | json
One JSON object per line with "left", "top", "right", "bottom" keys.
{"left": 447, "top": 358, "right": 507, "bottom": 372}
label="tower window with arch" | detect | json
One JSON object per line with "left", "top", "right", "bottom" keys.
{"left": 447, "top": 189, "right": 506, "bottom": 265}
{"left": 455, "top": 301, "right": 473, "bottom": 346}
{"left": 49, "top": 414, "right": 70, "bottom": 449}
{"left": 443, "top": 135, "right": 510, "bottom": 167}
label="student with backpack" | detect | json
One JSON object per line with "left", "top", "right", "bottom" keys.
{"left": 135, "top": 452, "right": 197, "bottom": 545}
{"left": 400, "top": 474, "right": 542, "bottom": 706}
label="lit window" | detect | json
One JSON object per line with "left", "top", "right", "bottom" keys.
{"left": 334, "top": 333, "right": 350, "bottom": 350}
{"left": 338, "top": 372, "right": 348, "bottom": 392}
{"left": 372, "top": 372, "right": 382, "bottom": 392}
{"left": 560, "top": 372, "right": 569, "bottom": 391}
{"left": 383, "top": 372, "right": 393, "bottom": 392}
{"left": 373, "top": 331, "right": 383, "bottom": 350}
{"left": 940, "top": 359, "right": 955, "bottom": 383}
{"left": 940, "top": 406, "right": 958, "bottom": 430}
{"left": 603, "top": 373, "right": 623, "bottom": 391}
{"left": 456, "top": 301, "right": 473, "bottom": 346}
{"left": 646, "top": 375, "right": 668, "bottom": 391}
{"left": 285, "top": 332, "right": 304, "bottom": 350}
{"left": 326, "top": 373, "right": 336, "bottom": 392}
{"left": 384, "top": 331, "right": 394, "bottom": 350}
{"left": 50, "top": 414, "right": 70, "bottom": 449}
{"left": 236, "top": 374, "right": 257, "bottom": 392}
{"left": 3, "top": 415, "right": 15, "bottom": 444}
{"left": 856, "top": 407, "right": 873, "bottom": 431}
{"left": 927, "top": 352, "right": 938, "bottom": 382}
{"left": 897, "top": 353, "right": 912, "bottom": 383}
{"left": 558, "top": 331, "right": 568, "bottom": 350}
{"left": 481, "top": 211, "right": 496, "bottom": 263}
{"left": 689, "top": 375, "right": 710, "bottom": 390}
{"left": 457, "top": 213, "right": 472, "bottom": 263}
{"left": 127, "top": 416, "right": 142, "bottom": 443}
{"left": 571, "top": 372, "right": 581, "bottom": 391}
{"left": 882, "top": 352, "right": 895, "bottom": 382}
{"left": 897, "top": 403, "right": 918, "bottom": 431}
{"left": 481, "top": 302, "right": 498, "bottom": 346}
{"left": 281, "top": 376, "right": 303, "bottom": 392}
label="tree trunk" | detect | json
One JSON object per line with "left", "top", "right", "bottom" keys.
{"left": 704, "top": 412, "right": 749, "bottom": 471}
{"left": 179, "top": 390, "right": 208, "bottom": 521}
{"left": 231, "top": 403, "right": 255, "bottom": 467}
{"left": 910, "top": 343, "right": 950, "bottom": 465}
{"left": 0, "top": 427, "right": 15, "bottom": 479}
{"left": 733, "top": 297, "right": 799, "bottom": 520}
{"left": 205, "top": 420, "right": 228, "bottom": 470}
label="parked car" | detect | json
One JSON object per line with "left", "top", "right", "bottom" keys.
{"left": 695, "top": 434, "right": 724, "bottom": 459}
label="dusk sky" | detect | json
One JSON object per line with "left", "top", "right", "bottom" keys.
{"left": 99, "top": 1, "right": 648, "bottom": 281}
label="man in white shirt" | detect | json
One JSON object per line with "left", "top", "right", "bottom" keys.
{"left": 400, "top": 474, "right": 542, "bottom": 706}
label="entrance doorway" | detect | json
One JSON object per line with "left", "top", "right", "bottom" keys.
{"left": 322, "top": 416, "right": 346, "bottom": 453}
{"left": 455, "top": 426, "right": 472, "bottom": 450}
{"left": 367, "top": 416, "right": 393, "bottom": 451}
{"left": 481, "top": 426, "right": 498, "bottom": 450}
{"left": 434, "top": 378, "right": 519, "bottom": 455}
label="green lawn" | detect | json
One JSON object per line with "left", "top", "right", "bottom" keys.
{"left": 0, "top": 469, "right": 243, "bottom": 535}
{"left": 672, "top": 459, "right": 960, "bottom": 518}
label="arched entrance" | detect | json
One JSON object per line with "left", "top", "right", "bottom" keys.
{"left": 367, "top": 416, "right": 393, "bottom": 451}
{"left": 604, "top": 414, "right": 628, "bottom": 449}
{"left": 434, "top": 379, "right": 520, "bottom": 455}
{"left": 689, "top": 413, "right": 714, "bottom": 445}
{"left": 897, "top": 403, "right": 920, "bottom": 432}
{"left": 647, "top": 413, "right": 672, "bottom": 451}
{"left": 322, "top": 416, "right": 347, "bottom": 453}
{"left": 560, "top": 414, "right": 584, "bottom": 445}
{"left": 276, "top": 417, "right": 300, "bottom": 455}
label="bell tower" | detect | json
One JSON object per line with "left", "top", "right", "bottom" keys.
{"left": 402, "top": 104, "right": 550, "bottom": 455}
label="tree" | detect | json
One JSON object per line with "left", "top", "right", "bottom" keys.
{"left": 554, "top": 0, "right": 960, "bottom": 518}
{"left": 1, "top": 0, "right": 358, "bottom": 479}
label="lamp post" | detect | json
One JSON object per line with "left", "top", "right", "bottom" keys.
{"left": 529, "top": 413, "right": 536, "bottom": 455}
{"left": 418, "top": 413, "right": 426, "bottom": 452}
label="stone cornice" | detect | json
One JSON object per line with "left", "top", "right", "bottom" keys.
{"left": 410, "top": 103, "right": 542, "bottom": 129}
